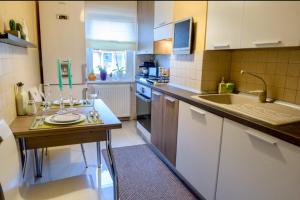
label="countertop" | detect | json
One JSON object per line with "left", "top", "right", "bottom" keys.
{"left": 136, "top": 80, "right": 300, "bottom": 147}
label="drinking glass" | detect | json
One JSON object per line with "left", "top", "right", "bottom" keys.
{"left": 27, "top": 100, "right": 37, "bottom": 115}
{"left": 87, "top": 85, "right": 98, "bottom": 117}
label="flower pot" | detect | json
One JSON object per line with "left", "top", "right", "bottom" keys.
{"left": 100, "top": 71, "right": 107, "bottom": 81}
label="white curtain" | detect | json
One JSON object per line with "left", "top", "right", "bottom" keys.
{"left": 85, "top": 1, "right": 137, "bottom": 50}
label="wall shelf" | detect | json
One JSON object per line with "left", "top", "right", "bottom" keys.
{"left": 0, "top": 33, "right": 37, "bottom": 48}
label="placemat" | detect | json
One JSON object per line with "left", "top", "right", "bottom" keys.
{"left": 30, "top": 115, "right": 103, "bottom": 130}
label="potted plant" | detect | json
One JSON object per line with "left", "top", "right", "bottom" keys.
{"left": 112, "top": 63, "right": 125, "bottom": 79}
{"left": 88, "top": 67, "right": 97, "bottom": 81}
{"left": 98, "top": 65, "right": 107, "bottom": 81}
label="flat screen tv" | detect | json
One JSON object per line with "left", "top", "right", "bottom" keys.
{"left": 173, "top": 17, "right": 193, "bottom": 54}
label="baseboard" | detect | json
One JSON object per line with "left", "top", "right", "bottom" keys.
{"left": 118, "top": 117, "right": 130, "bottom": 121}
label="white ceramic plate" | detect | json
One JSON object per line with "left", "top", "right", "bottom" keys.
{"left": 53, "top": 99, "right": 82, "bottom": 105}
{"left": 51, "top": 113, "right": 81, "bottom": 123}
{"left": 45, "top": 114, "right": 86, "bottom": 125}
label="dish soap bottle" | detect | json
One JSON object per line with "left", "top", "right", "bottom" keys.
{"left": 218, "top": 77, "right": 227, "bottom": 94}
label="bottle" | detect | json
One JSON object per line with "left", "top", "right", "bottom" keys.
{"left": 15, "top": 82, "right": 28, "bottom": 115}
{"left": 218, "top": 77, "right": 227, "bottom": 94}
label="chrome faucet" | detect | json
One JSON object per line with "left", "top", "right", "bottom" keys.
{"left": 240, "top": 70, "right": 267, "bottom": 103}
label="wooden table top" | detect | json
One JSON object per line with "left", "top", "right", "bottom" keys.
{"left": 10, "top": 99, "right": 122, "bottom": 138}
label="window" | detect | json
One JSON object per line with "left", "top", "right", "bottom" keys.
{"left": 92, "top": 50, "right": 127, "bottom": 75}
{"left": 85, "top": 1, "right": 137, "bottom": 82}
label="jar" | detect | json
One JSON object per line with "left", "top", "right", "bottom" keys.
{"left": 26, "top": 100, "right": 37, "bottom": 115}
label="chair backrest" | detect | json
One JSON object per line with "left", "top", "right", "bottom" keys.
{"left": 0, "top": 120, "right": 22, "bottom": 200}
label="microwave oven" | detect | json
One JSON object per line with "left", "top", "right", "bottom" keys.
{"left": 173, "top": 17, "right": 193, "bottom": 55}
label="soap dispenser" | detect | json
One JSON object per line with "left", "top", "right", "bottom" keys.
{"left": 218, "top": 77, "right": 227, "bottom": 94}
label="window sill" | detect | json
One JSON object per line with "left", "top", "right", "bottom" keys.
{"left": 86, "top": 79, "right": 134, "bottom": 84}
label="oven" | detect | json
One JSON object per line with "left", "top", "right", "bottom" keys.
{"left": 136, "top": 83, "right": 151, "bottom": 138}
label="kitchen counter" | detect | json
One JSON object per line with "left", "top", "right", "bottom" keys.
{"left": 136, "top": 80, "right": 300, "bottom": 147}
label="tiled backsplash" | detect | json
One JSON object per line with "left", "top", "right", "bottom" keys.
{"left": 230, "top": 48, "right": 300, "bottom": 104}
{"left": 169, "top": 52, "right": 203, "bottom": 92}
{"left": 201, "top": 51, "right": 232, "bottom": 92}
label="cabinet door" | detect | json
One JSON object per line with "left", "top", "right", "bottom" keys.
{"left": 137, "top": 1, "right": 154, "bottom": 54}
{"left": 153, "top": 23, "right": 173, "bottom": 41}
{"left": 176, "top": 101, "right": 223, "bottom": 200}
{"left": 162, "top": 95, "right": 179, "bottom": 165}
{"left": 216, "top": 119, "right": 300, "bottom": 200}
{"left": 151, "top": 90, "right": 164, "bottom": 152}
{"left": 241, "top": 1, "right": 300, "bottom": 48}
{"left": 206, "top": 1, "right": 243, "bottom": 50}
{"left": 154, "top": 1, "right": 173, "bottom": 28}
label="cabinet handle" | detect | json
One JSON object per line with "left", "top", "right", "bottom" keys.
{"left": 253, "top": 40, "right": 281, "bottom": 46}
{"left": 152, "top": 91, "right": 162, "bottom": 96}
{"left": 213, "top": 43, "right": 230, "bottom": 49}
{"left": 0, "top": 136, "right": 2, "bottom": 145}
{"left": 245, "top": 129, "right": 277, "bottom": 145}
{"left": 190, "top": 107, "right": 206, "bottom": 116}
{"left": 165, "top": 96, "right": 176, "bottom": 103}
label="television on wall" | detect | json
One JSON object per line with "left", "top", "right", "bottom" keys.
{"left": 172, "top": 17, "right": 193, "bottom": 54}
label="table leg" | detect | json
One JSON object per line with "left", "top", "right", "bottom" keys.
{"left": 106, "top": 130, "right": 119, "bottom": 200}
{"left": 19, "top": 138, "right": 27, "bottom": 177}
{"left": 96, "top": 142, "right": 101, "bottom": 168}
{"left": 33, "top": 149, "right": 42, "bottom": 177}
{"left": 80, "top": 144, "right": 88, "bottom": 168}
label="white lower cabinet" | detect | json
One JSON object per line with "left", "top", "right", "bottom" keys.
{"left": 216, "top": 119, "right": 300, "bottom": 200}
{"left": 176, "top": 101, "right": 223, "bottom": 200}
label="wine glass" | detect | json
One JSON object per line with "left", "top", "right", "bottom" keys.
{"left": 87, "top": 85, "right": 98, "bottom": 118}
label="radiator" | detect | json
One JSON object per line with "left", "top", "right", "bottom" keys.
{"left": 94, "top": 84, "right": 131, "bottom": 117}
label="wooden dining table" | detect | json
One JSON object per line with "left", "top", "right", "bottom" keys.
{"left": 10, "top": 99, "right": 122, "bottom": 200}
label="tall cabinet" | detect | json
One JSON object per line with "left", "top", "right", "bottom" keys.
{"left": 137, "top": 1, "right": 154, "bottom": 54}
{"left": 151, "top": 90, "right": 179, "bottom": 165}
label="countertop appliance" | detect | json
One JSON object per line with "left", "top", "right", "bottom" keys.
{"left": 136, "top": 83, "right": 152, "bottom": 142}
{"left": 173, "top": 17, "right": 193, "bottom": 54}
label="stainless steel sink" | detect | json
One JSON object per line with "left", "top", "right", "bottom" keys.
{"left": 191, "top": 93, "right": 258, "bottom": 105}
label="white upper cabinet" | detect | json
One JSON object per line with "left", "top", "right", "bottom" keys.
{"left": 241, "top": 1, "right": 300, "bottom": 48}
{"left": 154, "top": 1, "right": 173, "bottom": 28}
{"left": 216, "top": 119, "right": 300, "bottom": 200}
{"left": 206, "top": 1, "right": 300, "bottom": 49}
{"left": 206, "top": 1, "right": 243, "bottom": 50}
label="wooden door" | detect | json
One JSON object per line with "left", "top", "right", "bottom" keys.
{"left": 162, "top": 95, "right": 179, "bottom": 165}
{"left": 151, "top": 90, "right": 164, "bottom": 152}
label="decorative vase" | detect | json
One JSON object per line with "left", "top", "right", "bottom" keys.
{"left": 15, "top": 85, "right": 28, "bottom": 115}
{"left": 100, "top": 71, "right": 107, "bottom": 81}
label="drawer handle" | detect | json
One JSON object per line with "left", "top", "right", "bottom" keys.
{"left": 0, "top": 136, "right": 2, "bottom": 145}
{"left": 165, "top": 96, "right": 176, "bottom": 103}
{"left": 245, "top": 129, "right": 277, "bottom": 145}
{"left": 152, "top": 91, "right": 162, "bottom": 96}
{"left": 253, "top": 40, "right": 281, "bottom": 46}
{"left": 213, "top": 43, "right": 230, "bottom": 49}
{"left": 190, "top": 107, "right": 206, "bottom": 116}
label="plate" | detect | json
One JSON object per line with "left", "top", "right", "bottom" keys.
{"left": 53, "top": 99, "right": 82, "bottom": 106}
{"left": 51, "top": 113, "right": 81, "bottom": 123}
{"left": 45, "top": 114, "right": 86, "bottom": 125}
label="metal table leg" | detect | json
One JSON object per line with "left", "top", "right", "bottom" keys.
{"left": 96, "top": 142, "right": 101, "bottom": 168}
{"left": 106, "top": 130, "right": 119, "bottom": 200}
{"left": 80, "top": 144, "right": 88, "bottom": 168}
{"left": 33, "top": 148, "right": 44, "bottom": 177}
